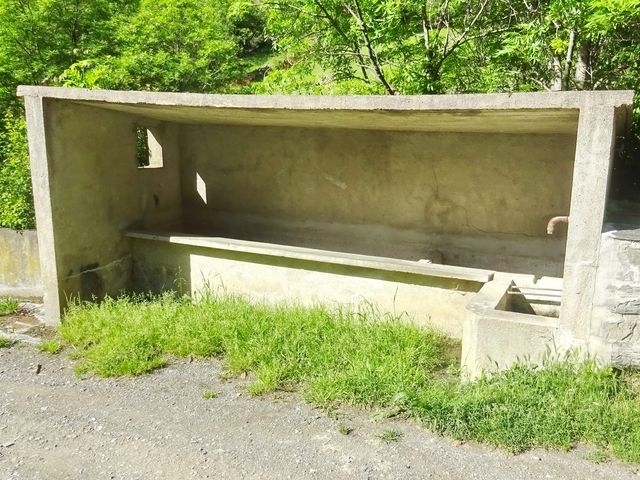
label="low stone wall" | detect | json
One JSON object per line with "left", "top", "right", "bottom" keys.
{"left": 0, "top": 228, "right": 42, "bottom": 299}
{"left": 590, "top": 227, "right": 640, "bottom": 368}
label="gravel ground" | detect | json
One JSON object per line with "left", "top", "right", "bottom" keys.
{"left": 0, "top": 344, "right": 638, "bottom": 480}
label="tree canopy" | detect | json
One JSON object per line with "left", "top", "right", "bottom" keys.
{"left": 0, "top": 0, "right": 638, "bottom": 228}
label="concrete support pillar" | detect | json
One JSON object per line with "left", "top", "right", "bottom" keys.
{"left": 21, "top": 95, "right": 184, "bottom": 325}
{"left": 559, "top": 106, "right": 618, "bottom": 346}
{"left": 23, "top": 96, "right": 61, "bottom": 323}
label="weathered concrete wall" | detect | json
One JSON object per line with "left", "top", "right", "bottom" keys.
{"left": 590, "top": 227, "right": 640, "bottom": 367}
{"left": 24, "top": 99, "right": 183, "bottom": 322}
{"left": 180, "top": 125, "right": 575, "bottom": 277}
{"left": 130, "top": 238, "right": 481, "bottom": 337}
{"left": 0, "top": 228, "right": 41, "bottom": 299}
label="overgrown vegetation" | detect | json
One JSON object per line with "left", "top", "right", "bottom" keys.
{"left": 0, "top": 298, "right": 19, "bottom": 315}
{"left": 0, "top": 0, "right": 639, "bottom": 228}
{"left": 58, "top": 293, "right": 640, "bottom": 463}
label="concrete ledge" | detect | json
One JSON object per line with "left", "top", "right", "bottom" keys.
{"left": 0, "top": 287, "right": 43, "bottom": 301}
{"left": 130, "top": 237, "right": 479, "bottom": 337}
{"left": 462, "top": 280, "right": 559, "bottom": 379}
{"left": 124, "top": 229, "right": 494, "bottom": 283}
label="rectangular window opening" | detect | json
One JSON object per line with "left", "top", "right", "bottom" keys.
{"left": 136, "top": 126, "right": 163, "bottom": 168}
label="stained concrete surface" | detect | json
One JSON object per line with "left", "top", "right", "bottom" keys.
{"left": 0, "top": 229, "right": 41, "bottom": 300}
{"left": 0, "top": 344, "right": 637, "bottom": 480}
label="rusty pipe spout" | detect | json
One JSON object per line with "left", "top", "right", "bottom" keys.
{"left": 547, "top": 216, "right": 569, "bottom": 235}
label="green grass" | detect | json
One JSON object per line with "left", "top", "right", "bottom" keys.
{"left": 59, "top": 293, "right": 640, "bottom": 463}
{"left": 0, "top": 337, "right": 12, "bottom": 348}
{"left": 202, "top": 390, "right": 219, "bottom": 400}
{"left": 377, "top": 429, "right": 402, "bottom": 443}
{"left": 0, "top": 298, "right": 19, "bottom": 315}
{"left": 38, "top": 340, "right": 63, "bottom": 354}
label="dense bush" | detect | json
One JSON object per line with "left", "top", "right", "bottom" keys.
{"left": 0, "top": 113, "right": 34, "bottom": 230}
{"left": 0, "top": 0, "right": 638, "bottom": 229}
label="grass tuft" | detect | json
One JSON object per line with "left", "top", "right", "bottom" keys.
{"left": 585, "top": 449, "right": 611, "bottom": 464}
{"left": 38, "top": 340, "right": 63, "bottom": 354}
{"left": 0, "top": 298, "right": 19, "bottom": 315}
{"left": 0, "top": 337, "right": 13, "bottom": 348}
{"left": 377, "top": 429, "right": 402, "bottom": 443}
{"left": 202, "top": 390, "right": 219, "bottom": 400}
{"left": 337, "top": 421, "right": 352, "bottom": 435}
{"left": 59, "top": 292, "right": 640, "bottom": 463}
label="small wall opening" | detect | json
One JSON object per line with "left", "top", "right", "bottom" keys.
{"left": 136, "top": 126, "right": 163, "bottom": 168}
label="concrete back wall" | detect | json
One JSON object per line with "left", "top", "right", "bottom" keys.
{"left": 0, "top": 228, "right": 41, "bottom": 299}
{"left": 180, "top": 125, "right": 575, "bottom": 276}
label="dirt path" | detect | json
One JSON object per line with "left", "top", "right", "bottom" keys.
{"left": 0, "top": 345, "right": 637, "bottom": 480}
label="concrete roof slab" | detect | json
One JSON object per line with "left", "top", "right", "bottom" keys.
{"left": 16, "top": 86, "right": 634, "bottom": 134}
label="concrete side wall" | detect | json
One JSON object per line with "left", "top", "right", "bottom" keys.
{"left": 30, "top": 100, "right": 183, "bottom": 322}
{"left": 461, "top": 281, "right": 559, "bottom": 379}
{"left": 559, "top": 106, "right": 626, "bottom": 346}
{"left": 590, "top": 228, "right": 640, "bottom": 367}
{"left": 130, "top": 238, "right": 480, "bottom": 338}
{"left": 0, "top": 228, "right": 41, "bottom": 299}
{"left": 179, "top": 125, "right": 575, "bottom": 276}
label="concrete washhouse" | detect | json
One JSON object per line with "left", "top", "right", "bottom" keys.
{"left": 17, "top": 86, "right": 639, "bottom": 377}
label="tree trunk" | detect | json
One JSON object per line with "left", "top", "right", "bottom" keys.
{"left": 550, "top": 55, "right": 564, "bottom": 91}
{"left": 574, "top": 40, "right": 591, "bottom": 90}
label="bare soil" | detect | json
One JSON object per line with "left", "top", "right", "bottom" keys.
{"left": 0, "top": 343, "right": 638, "bottom": 480}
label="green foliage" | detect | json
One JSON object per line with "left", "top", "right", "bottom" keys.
{"left": 410, "top": 361, "right": 640, "bottom": 461}
{"left": 260, "top": 0, "right": 640, "bottom": 97}
{"left": 0, "top": 298, "right": 20, "bottom": 315}
{"left": 0, "top": 337, "right": 13, "bottom": 348}
{"left": 59, "top": 59, "right": 108, "bottom": 89}
{"left": 60, "top": 293, "right": 640, "bottom": 462}
{"left": 0, "top": 0, "right": 639, "bottom": 223}
{"left": 0, "top": 0, "right": 133, "bottom": 104}
{"left": 0, "top": 114, "right": 34, "bottom": 230}
{"left": 99, "top": 0, "right": 243, "bottom": 92}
